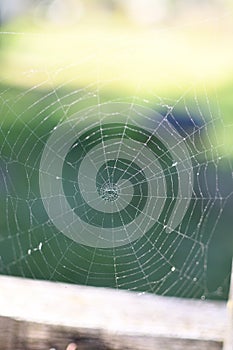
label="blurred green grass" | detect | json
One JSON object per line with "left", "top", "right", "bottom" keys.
{"left": 1, "top": 13, "right": 233, "bottom": 154}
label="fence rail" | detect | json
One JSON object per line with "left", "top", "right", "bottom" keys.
{"left": 0, "top": 275, "right": 231, "bottom": 350}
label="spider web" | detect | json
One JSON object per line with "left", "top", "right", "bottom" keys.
{"left": 0, "top": 11, "right": 233, "bottom": 301}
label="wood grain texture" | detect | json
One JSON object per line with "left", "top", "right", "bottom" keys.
{"left": 0, "top": 316, "right": 223, "bottom": 350}
{"left": 0, "top": 275, "right": 227, "bottom": 350}
{"left": 223, "top": 259, "right": 233, "bottom": 350}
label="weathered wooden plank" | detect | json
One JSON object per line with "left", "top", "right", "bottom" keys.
{"left": 0, "top": 275, "right": 227, "bottom": 350}
{"left": 223, "top": 259, "right": 233, "bottom": 350}
{"left": 0, "top": 316, "right": 16, "bottom": 349}
{"left": 0, "top": 316, "right": 223, "bottom": 350}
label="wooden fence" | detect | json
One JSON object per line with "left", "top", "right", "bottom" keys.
{"left": 0, "top": 273, "right": 232, "bottom": 350}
